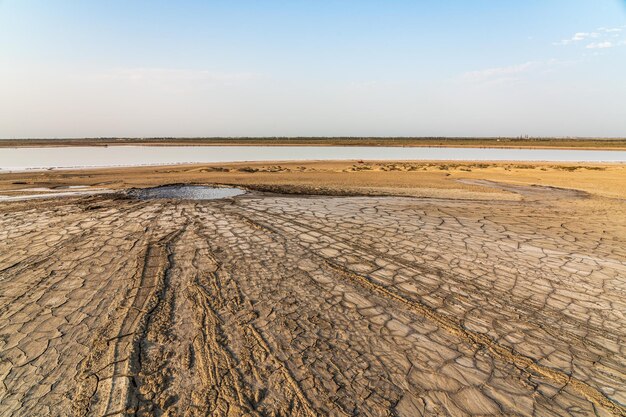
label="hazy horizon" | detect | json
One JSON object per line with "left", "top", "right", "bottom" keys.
{"left": 2, "top": 0, "right": 626, "bottom": 138}
{"left": 3, "top": 136, "right": 626, "bottom": 141}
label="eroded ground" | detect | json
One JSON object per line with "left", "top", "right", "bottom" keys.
{"left": 1, "top": 178, "right": 625, "bottom": 416}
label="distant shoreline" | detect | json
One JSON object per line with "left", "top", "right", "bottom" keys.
{"left": 1, "top": 137, "right": 626, "bottom": 150}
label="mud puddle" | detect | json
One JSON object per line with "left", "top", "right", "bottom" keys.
{"left": 127, "top": 184, "right": 246, "bottom": 200}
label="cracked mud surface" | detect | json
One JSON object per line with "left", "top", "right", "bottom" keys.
{"left": 1, "top": 183, "right": 625, "bottom": 416}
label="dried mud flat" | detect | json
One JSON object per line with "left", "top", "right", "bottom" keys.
{"left": 1, "top": 182, "right": 625, "bottom": 416}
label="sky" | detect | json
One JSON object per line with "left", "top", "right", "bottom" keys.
{"left": 1, "top": 0, "right": 625, "bottom": 138}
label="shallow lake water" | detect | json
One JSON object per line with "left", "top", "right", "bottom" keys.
{"left": 127, "top": 185, "right": 245, "bottom": 200}
{"left": 1, "top": 145, "right": 625, "bottom": 171}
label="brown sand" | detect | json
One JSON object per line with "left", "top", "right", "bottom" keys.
{"left": 1, "top": 160, "right": 626, "bottom": 199}
{"left": 1, "top": 161, "right": 625, "bottom": 416}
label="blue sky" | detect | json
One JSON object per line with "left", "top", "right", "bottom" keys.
{"left": 1, "top": 0, "right": 625, "bottom": 138}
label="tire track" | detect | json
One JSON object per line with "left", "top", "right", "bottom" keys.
{"left": 232, "top": 207, "right": 626, "bottom": 417}
{"left": 187, "top": 224, "right": 318, "bottom": 417}
{"left": 72, "top": 226, "right": 182, "bottom": 416}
